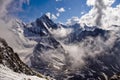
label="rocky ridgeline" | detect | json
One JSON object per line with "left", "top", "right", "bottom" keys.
{"left": 0, "top": 38, "right": 46, "bottom": 79}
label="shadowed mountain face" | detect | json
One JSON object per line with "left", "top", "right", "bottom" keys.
{"left": 24, "top": 15, "right": 57, "bottom": 38}
{"left": 69, "top": 40, "right": 120, "bottom": 80}
{"left": 68, "top": 27, "right": 108, "bottom": 43}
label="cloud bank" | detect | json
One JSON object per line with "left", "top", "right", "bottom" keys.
{"left": 66, "top": 0, "right": 120, "bottom": 30}
{"left": 56, "top": 7, "right": 65, "bottom": 13}
{"left": 51, "top": 25, "right": 73, "bottom": 38}
{"left": 66, "top": 16, "right": 80, "bottom": 25}
{"left": 46, "top": 12, "right": 58, "bottom": 20}
{"left": 55, "top": 0, "right": 120, "bottom": 73}
{"left": 80, "top": 0, "right": 120, "bottom": 29}
{"left": 0, "top": 0, "right": 31, "bottom": 50}
{"left": 55, "top": 0, "right": 62, "bottom": 2}
{"left": 46, "top": 7, "right": 66, "bottom": 20}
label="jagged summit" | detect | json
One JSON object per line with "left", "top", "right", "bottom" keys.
{"left": 39, "top": 14, "right": 50, "bottom": 20}
{"left": 36, "top": 14, "right": 57, "bottom": 29}
{"left": 23, "top": 14, "right": 58, "bottom": 38}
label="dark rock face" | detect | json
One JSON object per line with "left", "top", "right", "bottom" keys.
{"left": 68, "top": 26, "right": 108, "bottom": 43}
{"left": 30, "top": 36, "right": 69, "bottom": 79}
{"left": 67, "top": 35, "right": 120, "bottom": 80}
{"left": 110, "top": 73, "right": 120, "bottom": 80}
{"left": 0, "top": 38, "right": 36, "bottom": 75}
{"left": 21, "top": 14, "right": 69, "bottom": 78}
{"left": 36, "top": 14, "right": 58, "bottom": 29}
{"left": 24, "top": 15, "right": 57, "bottom": 38}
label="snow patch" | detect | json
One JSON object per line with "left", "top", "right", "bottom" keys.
{"left": 0, "top": 64, "right": 46, "bottom": 80}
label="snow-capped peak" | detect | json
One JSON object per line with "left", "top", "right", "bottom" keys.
{"left": 36, "top": 14, "right": 57, "bottom": 29}
{"left": 23, "top": 14, "right": 58, "bottom": 39}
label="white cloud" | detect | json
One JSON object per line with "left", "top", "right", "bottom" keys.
{"left": 86, "top": 0, "right": 96, "bottom": 6}
{"left": 0, "top": 0, "right": 30, "bottom": 18}
{"left": 56, "top": 13, "right": 60, "bottom": 17}
{"left": 0, "top": 0, "right": 12, "bottom": 18}
{"left": 46, "top": 12, "right": 58, "bottom": 20}
{"left": 55, "top": 8, "right": 65, "bottom": 18}
{"left": 57, "top": 7, "right": 65, "bottom": 13}
{"left": 53, "top": 0, "right": 120, "bottom": 71}
{"left": 46, "top": 12, "right": 51, "bottom": 19}
{"left": 51, "top": 25, "right": 73, "bottom": 38}
{"left": 55, "top": 0, "right": 62, "bottom": 2}
{"left": 87, "top": 0, "right": 115, "bottom": 6}
{"left": 51, "top": 14, "right": 57, "bottom": 20}
{"left": 80, "top": 0, "right": 120, "bottom": 30}
{"left": 0, "top": 0, "right": 30, "bottom": 50}
{"left": 54, "top": 7, "right": 65, "bottom": 19}
{"left": 64, "top": 0, "right": 120, "bottom": 30}
{"left": 81, "top": 11, "right": 85, "bottom": 15}
{"left": 66, "top": 16, "right": 80, "bottom": 25}
{"left": 68, "top": 8, "right": 71, "bottom": 10}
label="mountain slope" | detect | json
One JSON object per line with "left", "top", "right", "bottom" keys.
{"left": 0, "top": 38, "right": 47, "bottom": 80}
{"left": 22, "top": 15, "right": 70, "bottom": 79}
{"left": 0, "top": 64, "right": 46, "bottom": 80}
{"left": 24, "top": 14, "right": 57, "bottom": 38}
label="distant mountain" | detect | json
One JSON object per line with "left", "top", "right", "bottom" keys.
{"left": 67, "top": 26, "right": 108, "bottom": 43}
{"left": 24, "top": 15, "right": 58, "bottom": 39}
{"left": 69, "top": 39, "right": 120, "bottom": 80}
{"left": 64, "top": 25, "right": 120, "bottom": 80}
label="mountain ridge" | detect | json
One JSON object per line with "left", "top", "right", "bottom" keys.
{"left": 0, "top": 38, "right": 48, "bottom": 80}
{"left": 4, "top": 14, "right": 120, "bottom": 80}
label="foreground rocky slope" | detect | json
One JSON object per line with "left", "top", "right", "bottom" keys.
{"left": 0, "top": 38, "right": 48, "bottom": 80}
{"left": 0, "top": 64, "right": 46, "bottom": 80}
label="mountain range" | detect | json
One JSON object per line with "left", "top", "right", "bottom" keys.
{"left": 0, "top": 14, "right": 120, "bottom": 80}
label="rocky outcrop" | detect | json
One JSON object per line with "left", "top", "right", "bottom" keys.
{"left": 110, "top": 73, "right": 120, "bottom": 80}
{"left": 0, "top": 38, "right": 45, "bottom": 78}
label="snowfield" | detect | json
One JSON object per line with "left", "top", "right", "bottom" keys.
{"left": 0, "top": 64, "right": 46, "bottom": 80}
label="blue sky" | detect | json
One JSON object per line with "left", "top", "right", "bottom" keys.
{"left": 15, "top": 0, "right": 120, "bottom": 23}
